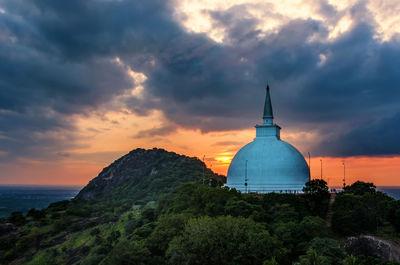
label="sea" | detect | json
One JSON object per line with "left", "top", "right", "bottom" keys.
{"left": 376, "top": 187, "right": 400, "bottom": 201}
{"left": 0, "top": 185, "right": 399, "bottom": 219}
{"left": 0, "top": 185, "right": 82, "bottom": 218}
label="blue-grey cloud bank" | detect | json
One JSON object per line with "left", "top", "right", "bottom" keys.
{"left": 0, "top": 0, "right": 400, "bottom": 160}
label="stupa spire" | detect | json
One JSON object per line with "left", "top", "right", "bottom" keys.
{"left": 263, "top": 84, "right": 274, "bottom": 125}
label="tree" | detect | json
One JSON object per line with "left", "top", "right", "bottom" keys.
{"left": 302, "top": 179, "right": 329, "bottom": 197}
{"left": 166, "top": 216, "right": 287, "bottom": 265}
{"left": 146, "top": 213, "right": 192, "bottom": 257}
{"left": 332, "top": 194, "right": 378, "bottom": 235}
{"left": 302, "top": 179, "right": 330, "bottom": 216}
{"left": 8, "top": 212, "right": 26, "bottom": 226}
{"left": 27, "top": 209, "right": 45, "bottom": 220}
{"left": 344, "top": 181, "right": 376, "bottom": 195}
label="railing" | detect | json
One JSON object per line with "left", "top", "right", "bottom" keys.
{"left": 225, "top": 183, "right": 305, "bottom": 194}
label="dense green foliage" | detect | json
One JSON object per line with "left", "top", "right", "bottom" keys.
{"left": 1, "top": 149, "right": 400, "bottom": 265}
{"left": 332, "top": 181, "right": 396, "bottom": 236}
{"left": 343, "top": 181, "right": 377, "bottom": 195}
{"left": 167, "top": 216, "right": 286, "bottom": 265}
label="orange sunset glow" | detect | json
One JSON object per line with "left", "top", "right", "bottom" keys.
{"left": 2, "top": 115, "right": 399, "bottom": 187}
{"left": 1, "top": 0, "right": 400, "bottom": 186}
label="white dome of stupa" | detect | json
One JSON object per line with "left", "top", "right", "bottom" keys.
{"left": 226, "top": 85, "right": 310, "bottom": 193}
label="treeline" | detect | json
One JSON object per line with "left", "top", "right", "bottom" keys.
{"left": 332, "top": 181, "right": 400, "bottom": 235}
{"left": 1, "top": 180, "right": 400, "bottom": 265}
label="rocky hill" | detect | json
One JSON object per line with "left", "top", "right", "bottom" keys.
{"left": 76, "top": 148, "right": 224, "bottom": 203}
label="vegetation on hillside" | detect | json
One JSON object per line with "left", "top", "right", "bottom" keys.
{"left": 76, "top": 148, "right": 225, "bottom": 204}
{"left": 1, "top": 149, "right": 400, "bottom": 264}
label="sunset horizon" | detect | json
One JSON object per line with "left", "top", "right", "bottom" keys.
{"left": 1, "top": 0, "right": 400, "bottom": 187}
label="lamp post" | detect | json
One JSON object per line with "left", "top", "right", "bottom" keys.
{"left": 245, "top": 160, "right": 248, "bottom": 194}
{"left": 308, "top": 152, "right": 311, "bottom": 180}
{"left": 202, "top": 155, "right": 205, "bottom": 184}
{"left": 342, "top": 161, "right": 346, "bottom": 188}
{"left": 320, "top": 159, "right": 323, "bottom": 180}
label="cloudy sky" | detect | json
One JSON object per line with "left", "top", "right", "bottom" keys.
{"left": 0, "top": 0, "right": 400, "bottom": 185}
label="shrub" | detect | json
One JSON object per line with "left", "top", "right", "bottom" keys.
{"left": 100, "top": 240, "right": 150, "bottom": 265}
{"left": 27, "top": 209, "right": 45, "bottom": 220}
{"left": 8, "top": 212, "right": 26, "bottom": 226}
{"left": 90, "top": 228, "right": 101, "bottom": 236}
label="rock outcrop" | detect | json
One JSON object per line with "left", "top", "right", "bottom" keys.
{"left": 345, "top": 235, "right": 400, "bottom": 261}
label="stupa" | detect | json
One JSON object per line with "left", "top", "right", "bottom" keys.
{"left": 226, "top": 85, "right": 310, "bottom": 193}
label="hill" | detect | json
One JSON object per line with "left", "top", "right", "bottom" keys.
{"left": 77, "top": 148, "right": 224, "bottom": 203}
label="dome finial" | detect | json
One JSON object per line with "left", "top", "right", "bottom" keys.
{"left": 263, "top": 83, "right": 273, "bottom": 125}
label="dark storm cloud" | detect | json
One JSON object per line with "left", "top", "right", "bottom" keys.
{"left": 0, "top": 0, "right": 139, "bottom": 160}
{"left": 0, "top": 109, "right": 78, "bottom": 160}
{"left": 0, "top": 0, "right": 399, "bottom": 160}
{"left": 319, "top": 112, "right": 400, "bottom": 156}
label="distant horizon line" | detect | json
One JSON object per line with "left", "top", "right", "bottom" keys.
{"left": 0, "top": 184, "right": 400, "bottom": 188}
{"left": 0, "top": 184, "right": 83, "bottom": 187}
